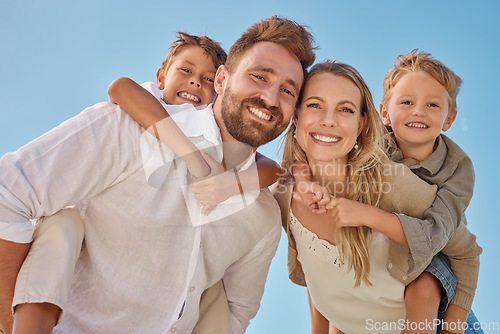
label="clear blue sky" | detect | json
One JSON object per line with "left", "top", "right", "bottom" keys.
{"left": 1, "top": 0, "right": 499, "bottom": 332}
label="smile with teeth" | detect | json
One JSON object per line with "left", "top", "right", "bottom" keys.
{"left": 406, "top": 122, "right": 428, "bottom": 129}
{"left": 249, "top": 106, "right": 272, "bottom": 121}
{"left": 178, "top": 91, "right": 201, "bottom": 103}
{"left": 311, "top": 133, "right": 340, "bottom": 143}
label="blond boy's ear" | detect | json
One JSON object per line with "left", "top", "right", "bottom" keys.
{"left": 442, "top": 109, "right": 457, "bottom": 132}
{"left": 156, "top": 68, "right": 166, "bottom": 90}
{"left": 379, "top": 103, "right": 391, "bottom": 126}
{"left": 214, "top": 65, "right": 228, "bottom": 96}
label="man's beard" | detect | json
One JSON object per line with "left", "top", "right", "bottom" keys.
{"left": 220, "top": 84, "right": 289, "bottom": 148}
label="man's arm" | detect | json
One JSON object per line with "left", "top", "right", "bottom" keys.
{"left": 0, "top": 102, "right": 141, "bottom": 332}
{"left": 0, "top": 240, "right": 29, "bottom": 334}
{"left": 221, "top": 201, "right": 281, "bottom": 333}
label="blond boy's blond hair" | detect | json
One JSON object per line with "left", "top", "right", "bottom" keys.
{"left": 382, "top": 49, "right": 462, "bottom": 113}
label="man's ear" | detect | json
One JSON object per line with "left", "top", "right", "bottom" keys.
{"left": 442, "top": 109, "right": 457, "bottom": 132}
{"left": 379, "top": 103, "right": 391, "bottom": 126}
{"left": 214, "top": 65, "right": 228, "bottom": 95}
{"left": 156, "top": 68, "right": 166, "bottom": 90}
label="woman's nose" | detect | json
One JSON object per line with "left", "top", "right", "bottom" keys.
{"left": 321, "top": 110, "right": 337, "bottom": 127}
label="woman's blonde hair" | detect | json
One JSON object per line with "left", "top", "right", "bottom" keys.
{"left": 281, "top": 60, "right": 387, "bottom": 286}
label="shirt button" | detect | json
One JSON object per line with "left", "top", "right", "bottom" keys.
{"left": 170, "top": 328, "right": 176, "bottom": 333}
{"left": 387, "top": 261, "right": 393, "bottom": 269}
{"left": 200, "top": 242, "right": 203, "bottom": 248}
{"left": 189, "top": 286, "right": 195, "bottom": 292}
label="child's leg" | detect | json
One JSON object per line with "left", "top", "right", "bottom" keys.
{"left": 192, "top": 280, "right": 230, "bottom": 334}
{"left": 12, "top": 207, "right": 84, "bottom": 334}
{"left": 404, "top": 272, "right": 442, "bottom": 334}
{"left": 404, "top": 252, "right": 457, "bottom": 334}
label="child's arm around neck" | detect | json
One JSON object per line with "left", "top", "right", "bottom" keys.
{"left": 107, "top": 77, "right": 210, "bottom": 178}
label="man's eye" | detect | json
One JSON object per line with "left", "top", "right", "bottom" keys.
{"left": 401, "top": 101, "right": 412, "bottom": 105}
{"left": 180, "top": 68, "right": 191, "bottom": 73}
{"left": 205, "top": 77, "right": 214, "bottom": 83}
{"left": 428, "top": 103, "right": 439, "bottom": 108}
{"left": 282, "top": 88, "right": 295, "bottom": 98}
{"left": 252, "top": 74, "right": 265, "bottom": 81}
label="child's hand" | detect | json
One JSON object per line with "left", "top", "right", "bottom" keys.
{"left": 191, "top": 152, "right": 239, "bottom": 215}
{"left": 326, "top": 197, "right": 370, "bottom": 228}
{"left": 296, "top": 180, "right": 331, "bottom": 214}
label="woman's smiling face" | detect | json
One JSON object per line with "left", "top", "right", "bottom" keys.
{"left": 296, "top": 72, "right": 365, "bottom": 166}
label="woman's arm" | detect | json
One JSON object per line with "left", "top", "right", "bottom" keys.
{"left": 108, "top": 77, "right": 210, "bottom": 178}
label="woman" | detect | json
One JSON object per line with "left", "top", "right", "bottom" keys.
{"left": 272, "top": 60, "right": 481, "bottom": 334}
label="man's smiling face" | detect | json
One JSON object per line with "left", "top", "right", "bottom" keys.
{"left": 214, "top": 42, "right": 304, "bottom": 148}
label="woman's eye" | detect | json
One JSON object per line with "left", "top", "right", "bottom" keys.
{"left": 306, "top": 103, "right": 319, "bottom": 108}
{"left": 428, "top": 103, "right": 439, "bottom": 108}
{"left": 180, "top": 68, "right": 191, "bottom": 73}
{"left": 341, "top": 107, "right": 354, "bottom": 114}
{"left": 401, "top": 101, "right": 411, "bottom": 105}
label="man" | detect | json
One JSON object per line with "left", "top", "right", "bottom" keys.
{"left": 0, "top": 16, "right": 315, "bottom": 333}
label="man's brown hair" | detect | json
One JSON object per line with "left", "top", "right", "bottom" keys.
{"left": 225, "top": 16, "right": 316, "bottom": 76}
{"left": 160, "top": 31, "right": 227, "bottom": 73}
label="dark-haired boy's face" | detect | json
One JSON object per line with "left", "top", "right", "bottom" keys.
{"left": 216, "top": 42, "right": 303, "bottom": 147}
{"left": 157, "top": 46, "right": 218, "bottom": 107}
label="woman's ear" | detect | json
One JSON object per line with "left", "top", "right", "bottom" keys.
{"left": 214, "top": 65, "right": 228, "bottom": 95}
{"left": 379, "top": 103, "right": 391, "bottom": 126}
{"left": 357, "top": 112, "right": 367, "bottom": 136}
{"left": 156, "top": 68, "right": 166, "bottom": 90}
{"left": 292, "top": 109, "right": 299, "bottom": 127}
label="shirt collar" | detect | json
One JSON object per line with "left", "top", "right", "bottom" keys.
{"left": 395, "top": 135, "right": 447, "bottom": 175}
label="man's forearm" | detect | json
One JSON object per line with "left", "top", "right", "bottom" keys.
{"left": 0, "top": 239, "right": 30, "bottom": 334}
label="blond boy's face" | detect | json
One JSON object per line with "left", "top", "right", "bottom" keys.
{"left": 380, "top": 71, "right": 457, "bottom": 155}
{"left": 157, "top": 46, "right": 217, "bottom": 107}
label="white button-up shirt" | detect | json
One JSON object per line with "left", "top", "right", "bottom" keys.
{"left": 0, "top": 86, "right": 281, "bottom": 333}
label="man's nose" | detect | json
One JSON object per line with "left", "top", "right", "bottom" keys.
{"left": 260, "top": 83, "right": 280, "bottom": 109}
